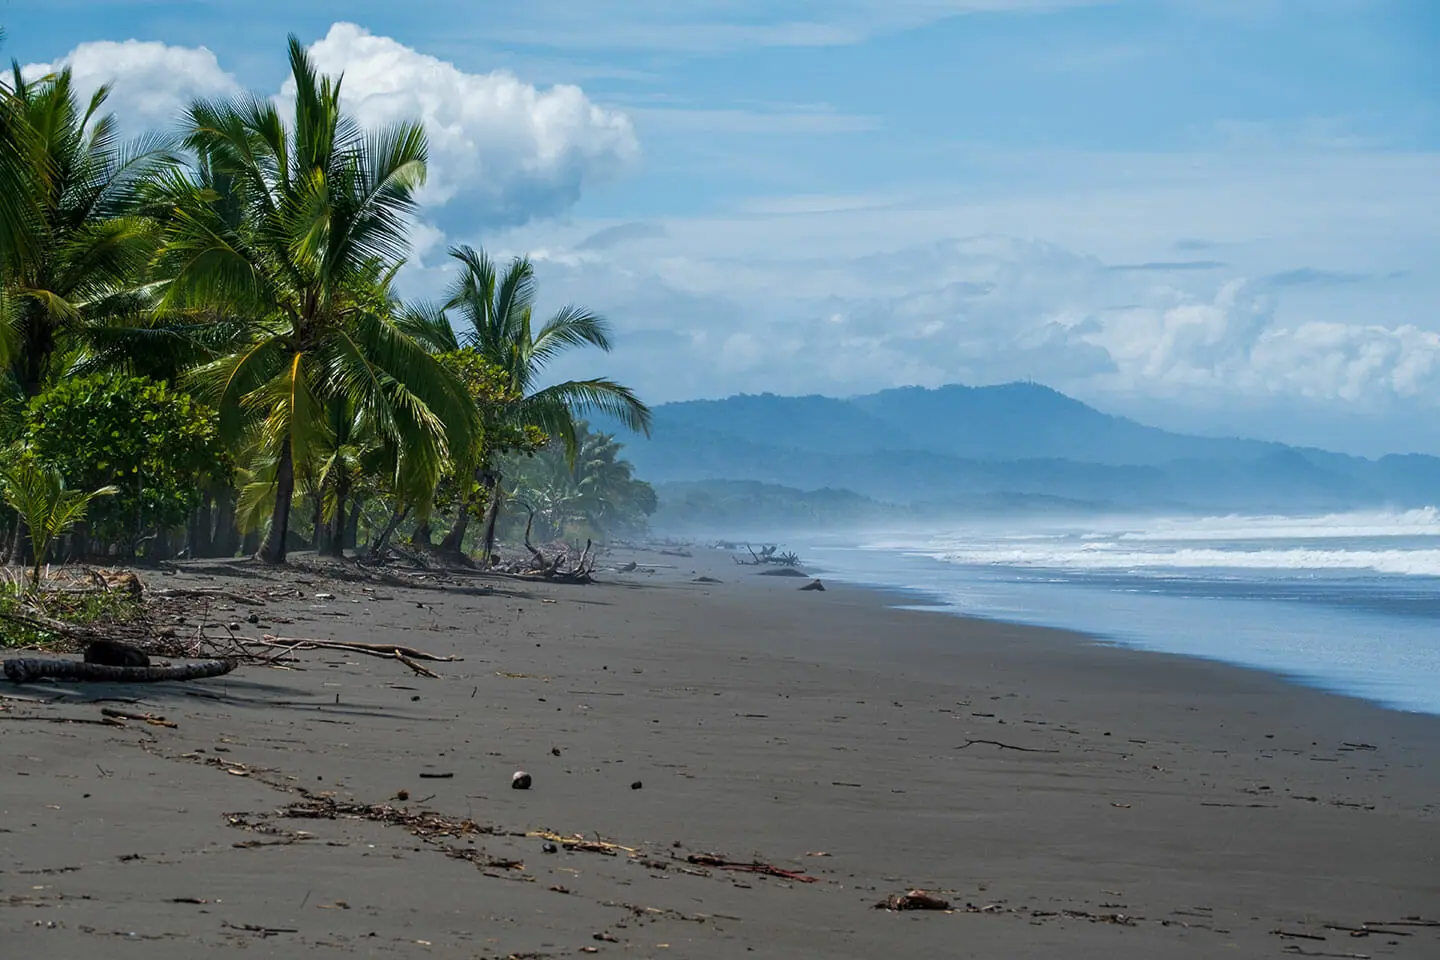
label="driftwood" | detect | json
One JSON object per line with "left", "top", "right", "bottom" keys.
{"left": 249, "top": 636, "right": 457, "bottom": 678}
{"left": 733, "top": 544, "right": 802, "bottom": 567}
{"left": 487, "top": 503, "right": 599, "bottom": 583}
{"left": 255, "top": 636, "right": 459, "bottom": 662}
{"left": 3, "top": 657, "right": 237, "bottom": 684}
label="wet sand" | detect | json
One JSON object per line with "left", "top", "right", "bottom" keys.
{"left": 2, "top": 546, "right": 1438, "bottom": 959}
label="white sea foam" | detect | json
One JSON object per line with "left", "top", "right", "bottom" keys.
{"left": 926, "top": 545, "right": 1440, "bottom": 577}
{"left": 1114, "top": 507, "right": 1440, "bottom": 543}
{"left": 861, "top": 507, "right": 1440, "bottom": 577}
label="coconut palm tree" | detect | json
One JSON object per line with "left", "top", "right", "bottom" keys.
{"left": 508, "top": 423, "right": 656, "bottom": 541}
{"left": 154, "top": 37, "right": 475, "bottom": 563}
{"left": 0, "top": 30, "right": 42, "bottom": 271}
{"left": 0, "top": 65, "right": 173, "bottom": 402}
{"left": 436, "top": 244, "right": 651, "bottom": 559}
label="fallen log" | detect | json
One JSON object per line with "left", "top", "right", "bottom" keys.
{"left": 3, "top": 657, "right": 237, "bottom": 684}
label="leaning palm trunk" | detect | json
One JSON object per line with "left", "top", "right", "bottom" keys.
{"left": 369, "top": 504, "right": 409, "bottom": 558}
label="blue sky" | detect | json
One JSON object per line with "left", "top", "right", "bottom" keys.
{"left": 7, "top": 1, "right": 1439, "bottom": 454}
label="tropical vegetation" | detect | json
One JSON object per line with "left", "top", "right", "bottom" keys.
{"left": 0, "top": 32, "right": 651, "bottom": 572}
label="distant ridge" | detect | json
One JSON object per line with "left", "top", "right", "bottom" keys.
{"left": 595, "top": 382, "right": 1440, "bottom": 513}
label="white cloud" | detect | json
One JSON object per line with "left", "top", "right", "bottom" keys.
{"left": 23, "top": 39, "right": 241, "bottom": 130}
{"left": 302, "top": 23, "right": 638, "bottom": 222}
{"left": 26, "top": 25, "right": 637, "bottom": 228}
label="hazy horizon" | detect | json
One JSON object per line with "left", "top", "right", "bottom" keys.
{"left": 12, "top": 1, "right": 1437, "bottom": 456}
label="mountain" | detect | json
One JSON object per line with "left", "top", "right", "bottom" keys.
{"left": 594, "top": 382, "right": 1440, "bottom": 515}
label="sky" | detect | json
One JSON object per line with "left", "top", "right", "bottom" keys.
{"left": 5, "top": 0, "right": 1439, "bottom": 455}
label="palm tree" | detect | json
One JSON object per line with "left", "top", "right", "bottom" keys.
{"left": 509, "top": 423, "right": 656, "bottom": 541}
{"left": 437, "top": 245, "right": 651, "bottom": 559}
{"left": 0, "top": 66, "right": 173, "bottom": 402}
{"left": 0, "top": 63, "right": 173, "bottom": 566}
{"left": 0, "top": 458, "right": 116, "bottom": 592}
{"left": 154, "top": 37, "right": 475, "bottom": 563}
{"left": 0, "top": 29, "right": 42, "bottom": 271}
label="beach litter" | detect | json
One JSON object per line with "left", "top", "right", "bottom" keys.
{"left": 799, "top": 580, "right": 826, "bottom": 592}
{"left": 876, "top": 890, "right": 952, "bottom": 911}
{"left": 512, "top": 771, "right": 532, "bottom": 789}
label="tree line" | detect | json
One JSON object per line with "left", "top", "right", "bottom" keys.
{"left": 0, "top": 33, "right": 654, "bottom": 568}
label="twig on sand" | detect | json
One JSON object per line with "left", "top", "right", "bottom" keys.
{"left": 684, "top": 853, "right": 819, "bottom": 883}
{"left": 956, "top": 739, "right": 1060, "bottom": 754}
{"left": 1273, "top": 929, "right": 1328, "bottom": 941}
{"left": 100, "top": 707, "right": 177, "bottom": 728}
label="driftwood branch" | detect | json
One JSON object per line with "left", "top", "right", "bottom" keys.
{"left": 3, "top": 657, "right": 237, "bottom": 684}
{"left": 254, "top": 636, "right": 460, "bottom": 662}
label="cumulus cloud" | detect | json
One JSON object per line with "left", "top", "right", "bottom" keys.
{"left": 23, "top": 39, "right": 241, "bottom": 130}
{"left": 302, "top": 23, "right": 639, "bottom": 223}
{"left": 26, "top": 25, "right": 637, "bottom": 227}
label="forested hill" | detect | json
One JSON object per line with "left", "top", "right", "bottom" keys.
{"left": 596, "top": 383, "right": 1440, "bottom": 513}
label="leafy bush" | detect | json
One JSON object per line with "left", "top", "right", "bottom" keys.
{"left": 24, "top": 375, "right": 229, "bottom": 553}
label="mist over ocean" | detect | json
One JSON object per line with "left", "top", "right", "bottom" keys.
{"left": 799, "top": 509, "right": 1440, "bottom": 716}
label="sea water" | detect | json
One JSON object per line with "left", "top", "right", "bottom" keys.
{"left": 798, "top": 508, "right": 1440, "bottom": 715}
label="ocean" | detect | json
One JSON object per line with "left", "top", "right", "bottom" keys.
{"left": 797, "top": 508, "right": 1440, "bottom": 716}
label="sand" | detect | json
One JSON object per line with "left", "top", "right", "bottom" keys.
{"left": 2, "top": 546, "right": 1437, "bottom": 959}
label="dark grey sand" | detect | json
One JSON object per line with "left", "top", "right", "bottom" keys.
{"left": 3, "top": 547, "right": 1438, "bottom": 959}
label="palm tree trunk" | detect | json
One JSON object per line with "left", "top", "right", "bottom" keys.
{"left": 214, "top": 492, "right": 239, "bottom": 557}
{"left": 371, "top": 504, "right": 409, "bottom": 558}
{"left": 345, "top": 498, "right": 362, "bottom": 550}
{"left": 259, "top": 442, "right": 296, "bottom": 564}
{"left": 311, "top": 492, "right": 326, "bottom": 553}
{"left": 325, "top": 475, "right": 349, "bottom": 557}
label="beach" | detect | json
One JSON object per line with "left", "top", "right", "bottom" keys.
{"left": 3, "top": 547, "right": 1438, "bottom": 959}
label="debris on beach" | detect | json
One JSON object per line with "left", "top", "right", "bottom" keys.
{"left": 799, "top": 579, "right": 826, "bottom": 592}
{"left": 876, "top": 890, "right": 952, "bottom": 911}
{"left": 526, "top": 830, "right": 636, "bottom": 855}
{"left": 685, "top": 853, "right": 820, "bottom": 883}
{"left": 2, "top": 655, "right": 236, "bottom": 684}
{"left": 512, "top": 770, "right": 532, "bottom": 790}
{"left": 249, "top": 635, "right": 458, "bottom": 678}
{"left": 734, "top": 544, "right": 803, "bottom": 567}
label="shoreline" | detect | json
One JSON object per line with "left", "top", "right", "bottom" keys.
{"left": 797, "top": 541, "right": 1440, "bottom": 717}
{"left": 3, "top": 547, "right": 1437, "bottom": 958}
